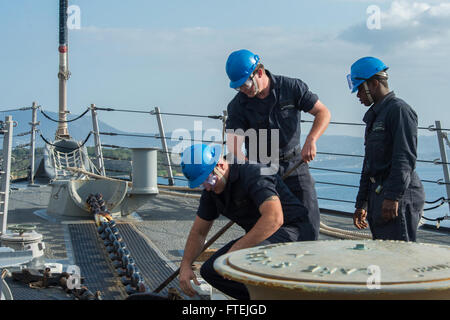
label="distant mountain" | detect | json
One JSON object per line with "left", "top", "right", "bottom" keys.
{"left": 2, "top": 109, "right": 161, "bottom": 149}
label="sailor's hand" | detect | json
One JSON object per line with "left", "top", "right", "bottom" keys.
{"left": 179, "top": 265, "right": 200, "bottom": 297}
{"left": 381, "top": 199, "right": 399, "bottom": 222}
{"left": 353, "top": 208, "right": 368, "bottom": 229}
{"left": 301, "top": 138, "right": 317, "bottom": 163}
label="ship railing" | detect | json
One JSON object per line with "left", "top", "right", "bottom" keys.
{"left": 0, "top": 103, "right": 38, "bottom": 185}
{"left": 0, "top": 116, "right": 14, "bottom": 235}
{"left": 0, "top": 103, "right": 449, "bottom": 229}
{"left": 92, "top": 106, "right": 450, "bottom": 229}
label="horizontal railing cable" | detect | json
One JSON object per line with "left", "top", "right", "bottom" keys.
{"left": 301, "top": 119, "right": 450, "bottom": 131}
{"left": 159, "top": 175, "right": 188, "bottom": 182}
{"left": 311, "top": 167, "right": 449, "bottom": 186}
{"left": 40, "top": 132, "right": 92, "bottom": 150}
{"left": 421, "top": 179, "right": 450, "bottom": 186}
{"left": 0, "top": 106, "right": 32, "bottom": 113}
{"left": 309, "top": 166, "right": 360, "bottom": 175}
{"left": 317, "top": 151, "right": 450, "bottom": 165}
{"left": 101, "top": 144, "right": 182, "bottom": 155}
{"left": 315, "top": 180, "right": 359, "bottom": 188}
{"left": 14, "top": 130, "right": 31, "bottom": 137}
{"left": 158, "top": 161, "right": 181, "bottom": 168}
{"left": 99, "top": 131, "right": 223, "bottom": 144}
{"left": 317, "top": 197, "right": 355, "bottom": 204}
{"left": 301, "top": 119, "right": 365, "bottom": 127}
{"left": 94, "top": 107, "right": 223, "bottom": 119}
{"left": 151, "top": 111, "right": 223, "bottom": 120}
{"left": 40, "top": 108, "right": 90, "bottom": 123}
{"left": 316, "top": 151, "right": 364, "bottom": 158}
{"left": 14, "top": 143, "right": 31, "bottom": 148}
{"left": 103, "top": 156, "right": 130, "bottom": 161}
{"left": 425, "top": 197, "right": 449, "bottom": 204}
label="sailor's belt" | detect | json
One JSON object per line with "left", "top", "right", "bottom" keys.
{"left": 369, "top": 175, "right": 386, "bottom": 183}
{"left": 370, "top": 177, "right": 383, "bottom": 194}
{"left": 279, "top": 146, "right": 301, "bottom": 162}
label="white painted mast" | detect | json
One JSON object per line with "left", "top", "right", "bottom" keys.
{"left": 56, "top": 0, "right": 71, "bottom": 140}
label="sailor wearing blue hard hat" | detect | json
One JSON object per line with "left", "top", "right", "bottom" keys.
{"left": 224, "top": 49, "right": 331, "bottom": 240}
{"left": 348, "top": 57, "right": 425, "bottom": 242}
{"left": 178, "top": 144, "right": 316, "bottom": 299}
{"left": 180, "top": 143, "right": 224, "bottom": 190}
{"left": 347, "top": 56, "right": 389, "bottom": 106}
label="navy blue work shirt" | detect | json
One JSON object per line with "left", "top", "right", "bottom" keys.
{"left": 197, "top": 162, "right": 313, "bottom": 236}
{"left": 356, "top": 92, "right": 420, "bottom": 209}
{"left": 226, "top": 69, "right": 319, "bottom": 159}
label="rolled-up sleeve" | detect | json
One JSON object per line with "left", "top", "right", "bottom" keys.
{"left": 197, "top": 190, "right": 220, "bottom": 221}
{"left": 242, "top": 166, "right": 279, "bottom": 209}
{"left": 294, "top": 79, "right": 319, "bottom": 113}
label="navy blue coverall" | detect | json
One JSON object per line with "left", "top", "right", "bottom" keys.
{"left": 356, "top": 92, "right": 425, "bottom": 241}
{"left": 198, "top": 162, "right": 316, "bottom": 300}
{"left": 226, "top": 69, "right": 321, "bottom": 239}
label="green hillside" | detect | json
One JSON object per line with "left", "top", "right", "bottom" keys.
{"left": 10, "top": 147, "right": 183, "bottom": 181}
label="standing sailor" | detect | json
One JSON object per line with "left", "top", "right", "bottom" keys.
{"left": 178, "top": 144, "right": 316, "bottom": 300}
{"left": 348, "top": 57, "right": 425, "bottom": 241}
{"left": 224, "top": 49, "right": 331, "bottom": 239}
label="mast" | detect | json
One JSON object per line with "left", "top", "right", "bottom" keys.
{"left": 56, "top": 0, "right": 71, "bottom": 140}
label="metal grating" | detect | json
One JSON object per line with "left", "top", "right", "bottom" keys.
{"left": 117, "top": 223, "right": 187, "bottom": 298}
{"left": 68, "top": 223, "right": 127, "bottom": 300}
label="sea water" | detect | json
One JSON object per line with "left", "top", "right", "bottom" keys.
{"left": 160, "top": 161, "right": 449, "bottom": 229}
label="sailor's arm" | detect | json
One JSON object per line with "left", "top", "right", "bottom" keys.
{"left": 302, "top": 100, "right": 331, "bottom": 162}
{"left": 179, "top": 216, "right": 214, "bottom": 297}
{"left": 354, "top": 154, "right": 370, "bottom": 229}
{"left": 228, "top": 196, "right": 283, "bottom": 253}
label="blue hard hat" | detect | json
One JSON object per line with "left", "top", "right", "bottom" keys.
{"left": 226, "top": 49, "right": 260, "bottom": 89}
{"left": 180, "top": 144, "right": 222, "bottom": 188}
{"left": 347, "top": 57, "right": 389, "bottom": 93}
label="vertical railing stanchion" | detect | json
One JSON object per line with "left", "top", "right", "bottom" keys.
{"left": 221, "top": 110, "right": 227, "bottom": 156}
{"left": 435, "top": 121, "right": 450, "bottom": 213}
{"left": 29, "top": 101, "right": 39, "bottom": 185}
{"left": 91, "top": 104, "right": 106, "bottom": 176}
{"left": 0, "top": 116, "right": 13, "bottom": 235}
{"left": 154, "top": 107, "right": 174, "bottom": 186}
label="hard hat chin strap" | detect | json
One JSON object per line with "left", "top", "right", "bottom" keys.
{"left": 363, "top": 82, "right": 374, "bottom": 105}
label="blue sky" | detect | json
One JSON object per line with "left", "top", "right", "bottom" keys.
{"left": 1, "top": 0, "right": 450, "bottom": 136}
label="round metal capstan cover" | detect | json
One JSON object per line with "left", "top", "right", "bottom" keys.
{"left": 214, "top": 240, "right": 450, "bottom": 299}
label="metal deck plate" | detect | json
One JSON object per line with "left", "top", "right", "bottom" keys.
{"left": 4, "top": 278, "right": 73, "bottom": 300}
{"left": 220, "top": 240, "right": 450, "bottom": 285}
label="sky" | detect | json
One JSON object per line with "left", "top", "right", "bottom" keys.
{"left": 1, "top": 0, "right": 450, "bottom": 137}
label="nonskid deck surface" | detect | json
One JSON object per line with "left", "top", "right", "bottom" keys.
{"left": 3, "top": 185, "right": 450, "bottom": 300}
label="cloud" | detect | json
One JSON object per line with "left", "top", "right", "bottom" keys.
{"left": 339, "top": 1, "right": 450, "bottom": 53}
{"left": 64, "top": 14, "right": 449, "bottom": 134}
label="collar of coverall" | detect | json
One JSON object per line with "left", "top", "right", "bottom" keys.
{"left": 371, "top": 91, "right": 396, "bottom": 115}
{"left": 362, "top": 91, "right": 396, "bottom": 125}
